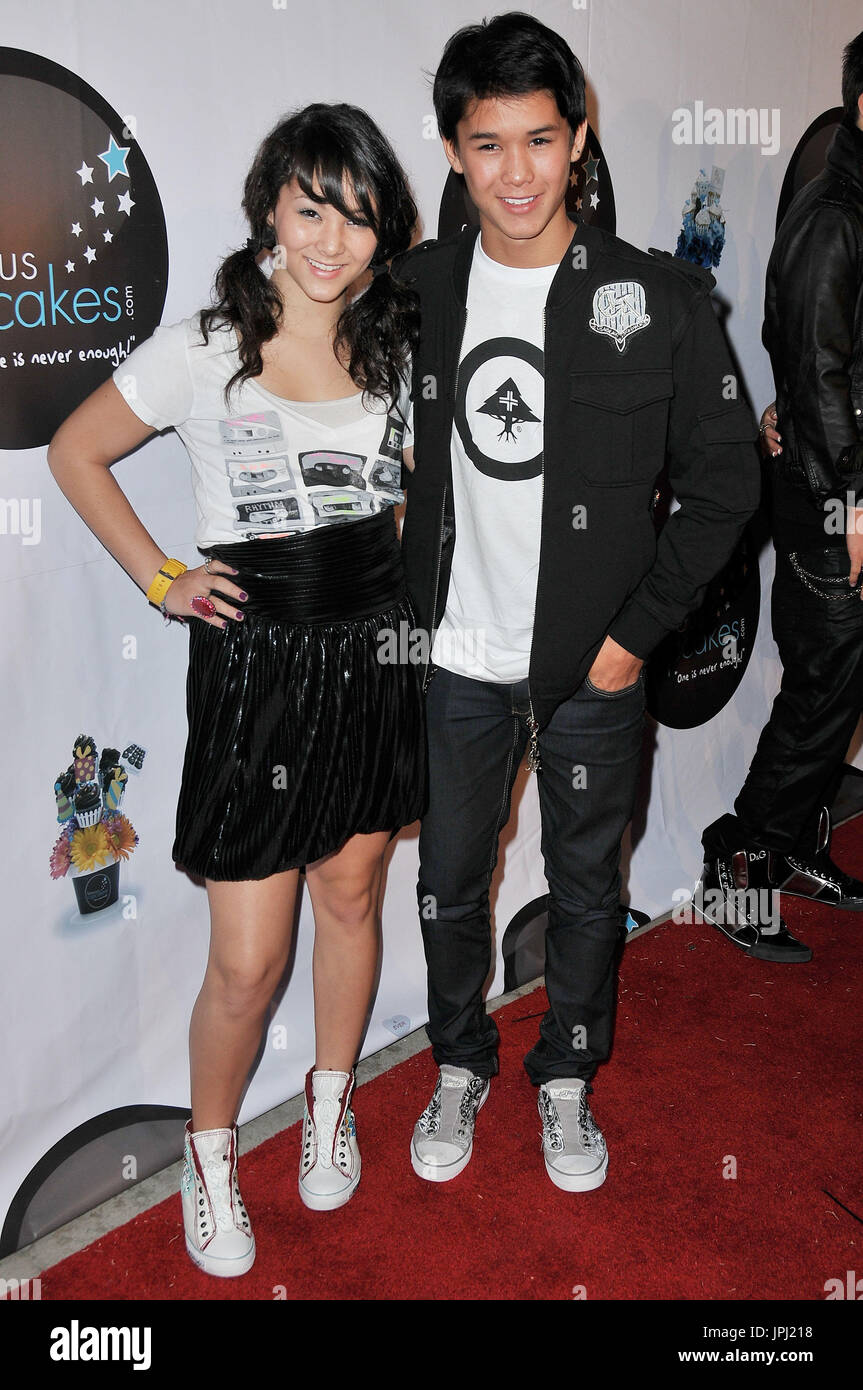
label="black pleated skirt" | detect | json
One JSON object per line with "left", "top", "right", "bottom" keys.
{"left": 172, "top": 508, "right": 426, "bottom": 881}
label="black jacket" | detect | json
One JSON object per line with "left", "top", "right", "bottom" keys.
{"left": 395, "top": 220, "right": 761, "bottom": 729}
{"left": 765, "top": 116, "right": 863, "bottom": 549}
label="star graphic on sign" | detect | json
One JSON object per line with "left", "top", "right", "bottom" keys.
{"left": 569, "top": 167, "right": 579, "bottom": 187}
{"left": 65, "top": 260, "right": 75, "bottom": 273}
{"left": 582, "top": 154, "right": 600, "bottom": 184}
{"left": 71, "top": 222, "right": 82, "bottom": 237}
{"left": 76, "top": 161, "right": 94, "bottom": 185}
{"left": 103, "top": 228, "right": 114, "bottom": 243}
{"left": 576, "top": 196, "right": 583, "bottom": 212}
{"left": 83, "top": 245, "right": 97, "bottom": 264}
{"left": 589, "top": 190, "right": 600, "bottom": 210}
{"left": 90, "top": 197, "right": 105, "bottom": 217}
{"left": 117, "top": 190, "right": 135, "bottom": 215}
{"left": 99, "top": 134, "right": 130, "bottom": 181}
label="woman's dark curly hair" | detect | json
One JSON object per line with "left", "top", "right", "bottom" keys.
{"left": 200, "top": 103, "right": 419, "bottom": 408}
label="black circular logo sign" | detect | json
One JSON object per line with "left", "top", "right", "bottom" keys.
{"left": 0, "top": 48, "right": 168, "bottom": 449}
{"left": 438, "top": 124, "right": 616, "bottom": 239}
{"left": 83, "top": 871, "right": 113, "bottom": 910}
{"left": 455, "top": 338, "right": 545, "bottom": 480}
{"left": 646, "top": 518, "right": 761, "bottom": 729}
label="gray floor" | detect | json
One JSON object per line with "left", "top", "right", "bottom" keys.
{"left": 0, "top": 976, "right": 544, "bottom": 1285}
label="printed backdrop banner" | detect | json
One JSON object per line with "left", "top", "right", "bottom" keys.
{"left": 1, "top": 0, "right": 859, "bottom": 1249}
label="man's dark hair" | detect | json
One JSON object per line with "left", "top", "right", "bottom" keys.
{"left": 433, "top": 11, "right": 586, "bottom": 144}
{"left": 842, "top": 30, "right": 863, "bottom": 121}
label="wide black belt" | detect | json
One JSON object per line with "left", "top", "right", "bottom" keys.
{"left": 202, "top": 507, "right": 405, "bottom": 623}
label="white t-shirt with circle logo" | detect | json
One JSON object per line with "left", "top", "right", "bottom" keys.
{"left": 432, "top": 237, "right": 556, "bottom": 682}
{"left": 112, "top": 315, "right": 410, "bottom": 548}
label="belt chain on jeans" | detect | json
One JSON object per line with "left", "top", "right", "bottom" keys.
{"left": 788, "top": 550, "right": 862, "bottom": 600}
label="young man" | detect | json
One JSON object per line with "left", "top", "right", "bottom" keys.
{"left": 699, "top": 31, "right": 863, "bottom": 963}
{"left": 395, "top": 13, "right": 760, "bottom": 1191}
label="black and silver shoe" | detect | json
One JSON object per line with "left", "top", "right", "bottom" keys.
{"left": 768, "top": 807, "right": 863, "bottom": 911}
{"left": 697, "top": 814, "right": 812, "bottom": 962}
{"left": 538, "top": 1078, "right": 608, "bottom": 1192}
{"left": 410, "top": 1065, "right": 489, "bottom": 1183}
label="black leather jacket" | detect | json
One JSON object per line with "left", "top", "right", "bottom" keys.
{"left": 765, "top": 116, "right": 863, "bottom": 546}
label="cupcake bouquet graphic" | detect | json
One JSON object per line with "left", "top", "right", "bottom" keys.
{"left": 49, "top": 734, "right": 145, "bottom": 914}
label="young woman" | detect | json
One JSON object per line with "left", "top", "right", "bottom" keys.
{"left": 48, "top": 104, "right": 424, "bottom": 1277}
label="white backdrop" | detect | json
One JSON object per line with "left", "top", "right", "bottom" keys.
{"left": 2, "top": 0, "right": 859, "bottom": 1243}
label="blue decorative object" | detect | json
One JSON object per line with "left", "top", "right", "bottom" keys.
{"left": 675, "top": 165, "right": 726, "bottom": 268}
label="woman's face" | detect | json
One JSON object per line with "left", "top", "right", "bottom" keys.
{"left": 267, "top": 175, "right": 378, "bottom": 304}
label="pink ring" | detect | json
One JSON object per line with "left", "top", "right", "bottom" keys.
{"left": 190, "top": 595, "right": 217, "bottom": 618}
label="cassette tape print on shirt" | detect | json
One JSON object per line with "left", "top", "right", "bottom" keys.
{"left": 220, "top": 409, "right": 407, "bottom": 538}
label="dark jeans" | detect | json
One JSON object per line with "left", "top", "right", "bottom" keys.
{"left": 734, "top": 545, "right": 863, "bottom": 855}
{"left": 418, "top": 665, "right": 645, "bottom": 1086}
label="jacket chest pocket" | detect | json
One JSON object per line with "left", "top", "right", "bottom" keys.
{"left": 569, "top": 369, "right": 674, "bottom": 486}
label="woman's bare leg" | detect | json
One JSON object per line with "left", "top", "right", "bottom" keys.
{"left": 305, "top": 830, "right": 390, "bottom": 1073}
{"left": 189, "top": 869, "right": 300, "bottom": 1131}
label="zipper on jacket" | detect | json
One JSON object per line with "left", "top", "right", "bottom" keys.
{"left": 526, "top": 304, "right": 547, "bottom": 775}
{"left": 422, "top": 305, "right": 469, "bottom": 695}
{"left": 422, "top": 482, "right": 447, "bottom": 693}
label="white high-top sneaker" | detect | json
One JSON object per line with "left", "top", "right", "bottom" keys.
{"left": 181, "top": 1121, "right": 256, "bottom": 1277}
{"left": 298, "top": 1068, "right": 361, "bottom": 1211}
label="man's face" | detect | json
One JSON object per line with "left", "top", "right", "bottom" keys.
{"left": 443, "top": 89, "right": 585, "bottom": 266}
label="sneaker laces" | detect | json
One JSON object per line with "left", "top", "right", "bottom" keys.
{"left": 418, "top": 1071, "right": 485, "bottom": 1143}
{"left": 456, "top": 1075, "right": 488, "bottom": 1139}
{"left": 202, "top": 1150, "right": 235, "bottom": 1232}
{"left": 786, "top": 852, "right": 858, "bottom": 893}
{"left": 313, "top": 1093, "right": 339, "bottom": 1171}
{"left": 540, "top": 1086, "right": 605, "bottom": 1157}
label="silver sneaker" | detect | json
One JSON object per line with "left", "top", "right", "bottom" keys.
{"left": 538, "top": 1079, "right": 608, "bottom": 1192}
{"left": 411, "top": 1065, "right": 490, "bottom": 1182}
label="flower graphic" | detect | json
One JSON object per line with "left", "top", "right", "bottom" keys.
{"left": 102, "top": 812, "right": 138, "bottom": 861}
{"left": 50, "top": 733, "right": 144, "bottom": 914}
{"left": 70, "top": 822, "right": 113, "bottom": 874}
{"left": 49, "top": 828, "right": 73, "bottom": 879}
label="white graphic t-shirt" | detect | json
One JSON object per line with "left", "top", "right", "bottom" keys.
{"left": 432, "top": 237, "right": 557, "bottom": 682}
{"left": 112, "top": 315, "right": 411, "bottom": 547}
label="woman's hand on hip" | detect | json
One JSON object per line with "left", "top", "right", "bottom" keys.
{"left": 163, "top": 560, "right": 248, "bottom": 628}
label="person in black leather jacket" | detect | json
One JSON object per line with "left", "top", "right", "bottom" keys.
{"left": 700, "top": 31, "right": 863, "bottom": 962}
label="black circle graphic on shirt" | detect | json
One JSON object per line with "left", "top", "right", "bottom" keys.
{"left": 0, "top": 48, "right": 168, "bottom": 449}
{"left": 455, "top": 337, "right": 544, "bottom": 481}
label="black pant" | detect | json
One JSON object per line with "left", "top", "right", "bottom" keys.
{"left": 417, "top": 665, "right": 645, "bottom": 1086}
{"left": 734, "top": 545, "right": 863, "bottom": 855}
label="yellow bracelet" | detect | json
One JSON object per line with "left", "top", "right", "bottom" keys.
{"left": 146, "top": 557, "right": 187, "bottom": 607}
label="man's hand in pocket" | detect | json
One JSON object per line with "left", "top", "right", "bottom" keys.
{"left": 587, "top": 634, "right": 644, "bottom": 691}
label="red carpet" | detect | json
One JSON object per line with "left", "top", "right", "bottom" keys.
{"left": 38, "top": 820, "right": 863, "bottom": 1301}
